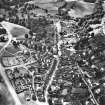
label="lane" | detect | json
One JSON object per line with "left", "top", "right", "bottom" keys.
{"left": 54, "top": 21, "right": 62, "bottom": 56}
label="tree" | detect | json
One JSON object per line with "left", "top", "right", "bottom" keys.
{"left": 0, "top": 0, "right": 11, "bottom": 10}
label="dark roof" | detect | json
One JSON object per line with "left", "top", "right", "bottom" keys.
{"left": 0, "top": 17, "right": 4, "bottom": 22}
{"left": 83, "top": 0, "right": 96, "bottom": 3}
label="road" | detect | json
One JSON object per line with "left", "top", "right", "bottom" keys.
{"left": 0, "top": 63, "right": 22, "bottom": 105}
{"left": 0, "top": 21, "right": 12, "bottom": 56}
{"left": 0, "top": 20, "right": 61, "bottom": 105}
{"left": 0, "top": 21, "right": 22, "bottom": 105}
{"left": 78, "top": 66, "right": 99, "bottom": 105}
{"left": 43, "top": 56, "right": 59, "bottom": 102}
